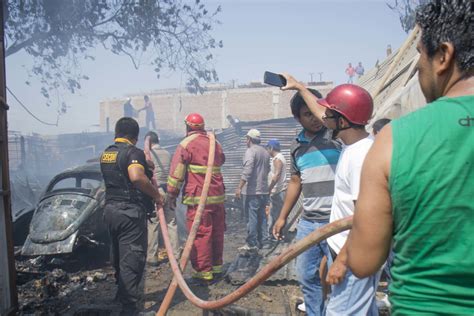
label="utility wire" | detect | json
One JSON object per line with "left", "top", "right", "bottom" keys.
{"left": 6, "top": 86, "right": 58, "bottom": 126}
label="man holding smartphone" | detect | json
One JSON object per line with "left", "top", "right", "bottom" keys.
{"left": 280, "top": 75, "right": 378, "bottom": 315}
{"left": 273, "top": 89, "right": 341, "bottom": 316}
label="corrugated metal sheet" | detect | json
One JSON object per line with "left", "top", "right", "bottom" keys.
{"left": 215, "top": 117, "right": 300, "bottom": 195}
{"left": 163, "top": 117, "right": 305, "bottom": 230}
{"left": 215, "top": 118, "right": 304, "bottom": 234}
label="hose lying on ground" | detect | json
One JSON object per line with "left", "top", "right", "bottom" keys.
{"left": 156, "top": 205, "right": 352, "bottom": 311}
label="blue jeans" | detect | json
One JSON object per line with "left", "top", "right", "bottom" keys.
{"left": 296, "top": 218, "right": 330, "bottom": 316}
{"left": 245, "top": 195, "right": 269, "bottom": 247}
{"left": 325, "top": 267, "right": 381, "bottom": 316}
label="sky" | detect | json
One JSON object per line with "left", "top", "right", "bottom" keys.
{"left": 6, "top": 0, "right": 408, "bottom": 135}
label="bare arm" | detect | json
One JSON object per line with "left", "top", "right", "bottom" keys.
{"left": 347, "top": 125, "right": 393, "bottom": 278}
{"left": 280, "top": 73, "right": 326, "bottom": 122}
{"left": 268, "top": 158, "right": 284, "bottom": 193}
{"left": 128, "top": 165, "right": 162, "bottom": 204}
{"left": 327, "top": 242, "right": 349, "bottom": 285}
{"left": 273, "top": 174, "right": 302, "bottom": 240}
{"left": 235, "top": 179, "right": 247, "bottom": 199}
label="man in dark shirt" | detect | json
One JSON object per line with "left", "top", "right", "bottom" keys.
{"left": 100, "top": 117, "right": 162, "bottom": 315}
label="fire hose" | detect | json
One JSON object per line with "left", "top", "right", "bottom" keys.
{"left": 147, "top": 133, "right": 353, "bottom": 313}
{"left": 157, "top": 207, "right": 352, "bottom": 311}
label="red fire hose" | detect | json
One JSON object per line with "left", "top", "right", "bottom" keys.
{"left": 157, "top": 206, "right": 352, "bottom": 311}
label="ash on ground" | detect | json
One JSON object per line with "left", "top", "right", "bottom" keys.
{"left": 15, "top": 209, "right": 390, "bottom": 315}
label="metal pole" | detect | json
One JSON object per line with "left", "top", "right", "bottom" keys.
{"left": 0, "top": 1, "right": 19, "bottom": 314}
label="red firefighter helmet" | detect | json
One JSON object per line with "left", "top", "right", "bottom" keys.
{"left": 184, "top": 113, "right": 205, "bottom": 130}
{"left": 317, "top": 84, "right": 373, "bottom": 125}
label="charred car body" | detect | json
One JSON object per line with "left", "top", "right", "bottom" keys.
{"left": 21, "top": 163, "right": 107, "bottom": 256}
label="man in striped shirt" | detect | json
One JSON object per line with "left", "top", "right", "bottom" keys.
{"left": 273, "top": 89, "right": 341, "bottom": 316}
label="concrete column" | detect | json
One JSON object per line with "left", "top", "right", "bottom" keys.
{"left": 221, "top": 90, "right": 228, "bottom": 128}
{"left": 272, "top": 90, "right": 281, "bottom": 119}
{"left": 173, "top": 93, "right": 180, "bottom": 132}
{"left": 104, "top": 101, "right": 111, "bottom": 132}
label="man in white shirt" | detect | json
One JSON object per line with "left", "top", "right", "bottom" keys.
{"left": 281, "top": 75, "right": 379, "bottom": 315}
{"left": 265, "top": 139, "right": 287, "bottom": 237}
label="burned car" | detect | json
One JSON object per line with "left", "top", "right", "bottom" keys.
{"left": 22, "top": 163, "right": 107, "bottom": 256}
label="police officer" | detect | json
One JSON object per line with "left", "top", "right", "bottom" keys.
{"left": 100, "top": 117, "right": 162, "bottom": 315}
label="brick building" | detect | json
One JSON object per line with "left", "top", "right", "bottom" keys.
{"left": 99, "top": 82, "right": 333, "bottom": 133}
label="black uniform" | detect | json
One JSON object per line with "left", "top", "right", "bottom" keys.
{"left": 100, "top": 138, "right": 153, "bottom": 314}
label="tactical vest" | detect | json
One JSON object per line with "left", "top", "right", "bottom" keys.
{"left": 100, "top": 142, "right": 153, "bottom": 210}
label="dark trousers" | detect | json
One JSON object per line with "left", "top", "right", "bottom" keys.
{"left": 104, "top": 201, "right": 147, "bottom": 314}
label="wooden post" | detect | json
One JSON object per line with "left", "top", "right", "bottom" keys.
{"left": 0, "top": 1, "right": 19, "bottom": 314}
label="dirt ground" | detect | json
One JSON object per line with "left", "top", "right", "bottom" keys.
{"left": 16, "top": 209, "right": 303, "bottom": 315}
{"left": 15, "top": 208, "right": 390, "bottom": 315}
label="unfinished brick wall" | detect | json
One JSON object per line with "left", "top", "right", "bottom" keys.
{"left": 99, "top": 84, "right": 333, "bottom": 133}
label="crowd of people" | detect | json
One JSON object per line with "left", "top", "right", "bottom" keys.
{"left": 99, "top": 1, "right": 473, "bottom": 315}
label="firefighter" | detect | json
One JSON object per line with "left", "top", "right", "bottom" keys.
{"left": 167, "top": 113, "right": 226, "bottom": 283}
{"left": 100, "top": 117, "right": 162, "bottom": 315}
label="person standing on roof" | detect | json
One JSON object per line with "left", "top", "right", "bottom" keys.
{"left": 265, "top": 139, "right": 287, "bottom": 236}
{"left": 123, "top": 98, "right": 135, "bottom": 117}
{"left": 355, "top": 62, "right": 365, "bottom": 78}
{"left": 140, "top": 95, "right": 156, "bottom": 130}
{"left": 345, "top": 63, "right": 356, "bottom": 83}
{"left": 347, "top": 1, "right": 474, "bottom": 314}
{"left": 100, "top": 117, "right": 163, "bottom": 315}
{"left": 236, "top": 129, "right": 271, "bottom": 252}
{"left": 272, "top": 89, "right": 341, "bottom": 316}
{"left": 167, "top": 113, "right": 226, "bottom": 283}
{"left": 280, "top": 74, "right": 377, "bottom": 315}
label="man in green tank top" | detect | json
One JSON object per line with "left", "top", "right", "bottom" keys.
{"left": 347, "top": 1, "right": 474, "bottom": 315}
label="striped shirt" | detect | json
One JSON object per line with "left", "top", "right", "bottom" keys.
{"left": 290, "top": 128, "right": 341, "bottom": 221}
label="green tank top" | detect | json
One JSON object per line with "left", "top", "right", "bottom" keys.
{"left": 390, "top": 95, "right": 474, "bottom": 315}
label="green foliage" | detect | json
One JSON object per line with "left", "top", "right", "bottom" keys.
{"left": 5, "top": 0, "right": 223, "bottom": 107}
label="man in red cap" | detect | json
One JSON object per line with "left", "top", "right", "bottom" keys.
{"left": 167, "top": 113, "right": 226, "bottom": 283}
{"left": 281, "top": 76, "right": 378, "bottom": 315}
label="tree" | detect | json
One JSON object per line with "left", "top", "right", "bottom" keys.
{"left": 387, "top": 0, "right": 429, "bottom": 33}
{"left": 4, "top": 0, "right": 222, "bottom": 108}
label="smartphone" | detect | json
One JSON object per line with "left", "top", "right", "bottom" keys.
{"left": 263, "top": 71, "right": 287, "bottom": 87}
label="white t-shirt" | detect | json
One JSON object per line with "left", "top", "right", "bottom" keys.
{"left": 327, "top": 135, "right": 374, "bottom": 254}
{"left": 269, "top": 152, "right": 287, "bottom": 193}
